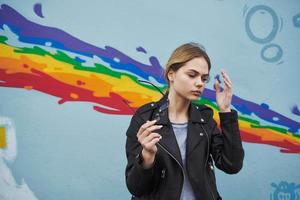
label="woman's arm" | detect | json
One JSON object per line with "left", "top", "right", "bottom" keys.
{"left": 209, "top": 110, "right": 244, "bottom": 174}
{"left": 125, "top": 114, "right": 161, "bottom": 197}
{"left": 210, "top": 70, "right": 244, "bottom": 173}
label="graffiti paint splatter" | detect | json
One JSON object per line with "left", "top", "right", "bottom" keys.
{"left": 0, "top": 127, "right": 6, "bottom": 148}
{"left": 33, "top": 3, "right": 44, "bottom": 18}
{"left": 0, "top": 4, "right": 299, "bottom": 153}
{"left": 0, "top": 117, "right": 38, "bottom": 199}
{"left": 291, "top": 105, "right": 300, "bottom": 116}
{"left": 270, "top": 181, "right": 300, "bottom": 200}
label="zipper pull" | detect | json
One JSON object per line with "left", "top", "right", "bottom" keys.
{"left": 161, "top": 169, "right": 166, "bottom": 178}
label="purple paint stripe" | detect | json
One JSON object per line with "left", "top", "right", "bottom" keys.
{"left": 104, "top": 46, "right": 164, "bottom": 78}
{"left": 1, "top": 4, "right": 299, "bottom": 133}
{"left": 203, "top": 88, "right": 300, "bottom": 133}
{"left": 0, "top": 4, "right": 164, "bottom": 80}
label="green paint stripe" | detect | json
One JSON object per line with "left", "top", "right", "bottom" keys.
{"left": 14, "top": 46, "right": 49, "bottom": 56}
{"left": 4, "top": 43, "right": 299, "bottom": 138}
{"left": 9, "top": 43, "right": 166, "bottom": 92}
{"left": 238, "top": 115, "right": 260, "bottom": 125}
{"left": 0, "top": 36, "right": 8, "bottom": 43}
{"left": 252, "top": 124, "right": 300, "bottom": 139}
{"left": 194, "top": 98, "right": 219, "bottom": 110}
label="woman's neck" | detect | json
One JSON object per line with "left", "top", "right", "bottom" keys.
{"left": 167, "top": 89, "right": 190, "bottom": 123}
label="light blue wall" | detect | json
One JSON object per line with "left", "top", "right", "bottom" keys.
{"left": 0, "top": 0, "right": 299, "bottom": 199}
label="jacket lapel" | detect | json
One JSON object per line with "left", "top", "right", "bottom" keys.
{"left": 158, "top": 125, "right": 183, "bottom": 166}
{"left": 150, "top": 94, "right": 209, "bottom": 166}
{"left": 186, "top": 122, "right": 205, "bottom": 156}
{"left": 151, "top": 95, "right": 183, "bottom": 166}
{"left": 187, "top": 104, "right": 208, "bottom": 156}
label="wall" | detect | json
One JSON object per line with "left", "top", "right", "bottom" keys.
{"left": 0, "top": 0, "right": 299, "bottom": 199}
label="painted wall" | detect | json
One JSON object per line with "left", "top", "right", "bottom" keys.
{"left": 0, "top": 0, "right": 299, "bottom": 199}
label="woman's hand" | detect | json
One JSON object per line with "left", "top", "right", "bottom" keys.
{"left": 137, "top": 119, "right": 162, "bottom": 169}
{"left": 215, "top": 70, "right": 233, "bottom": 112}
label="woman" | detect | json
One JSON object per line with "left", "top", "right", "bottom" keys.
{"left": 125, "top": 43, "right": 244, "bottom": 200}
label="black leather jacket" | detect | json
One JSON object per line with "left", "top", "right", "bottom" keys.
{"left": 125, "top": 94, "right": 244, "bottom": 200}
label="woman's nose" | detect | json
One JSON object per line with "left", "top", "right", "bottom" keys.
{"left": 195, "top": 79, "right": 204, "bottom": 87}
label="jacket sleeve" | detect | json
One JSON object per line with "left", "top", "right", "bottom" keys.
{"left": 209, "top": 109, "right": 244, "bottom": 174}
{"left": 125, "top": 112, "right": 159, "bottom": 197}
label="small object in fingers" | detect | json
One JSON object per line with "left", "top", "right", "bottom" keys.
{"left": 154, "top": 116, "right": 160, "bottom": 122}
{"left": 215, "top": 74, "right": 221, "bottom": 83}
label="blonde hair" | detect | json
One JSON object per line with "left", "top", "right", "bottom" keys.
{"left": 164, "top": 42, "right": 211, "bottom": 87}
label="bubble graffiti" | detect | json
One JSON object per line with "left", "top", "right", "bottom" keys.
{"left": 260, "top": 43, "right": 283, "bottom": 63}
{"left": 244, "top": 4, "right": 283, "bottom": 63}
{"left": 293, "top": 12, "right": 300, "bottom": 28}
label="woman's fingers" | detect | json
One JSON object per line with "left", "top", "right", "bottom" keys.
{"left": 223, "top": 78, "right": 232, "bottom": 92}
{"left": 137, "top": 120, "right": 163, "bottom": 149}
{"left": 138, "top": 124, "right": 162, "bottom": 139}
{"left": 136, "top": 119, "right": 163, "bottom": 154}
{"left": 221, "top": 70, "right": 231, "bottom": 83}
{"left": 141, "top": 133, "right": 161, "bottom": 168}
{"left": 137, "top": 119, "right": 157, "bottom": 137}
{"left": 140, "top": 132, "right": 162, "bottom": 150}
{"left": 219, "top": 70, "right": 232, "bottom": 94}
{"left": 221, "top": 70, "right": 232, "bottom": 86}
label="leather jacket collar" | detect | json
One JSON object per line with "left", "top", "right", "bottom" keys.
{"left": 151, "top": 92, "right": 209, "bottom": 126}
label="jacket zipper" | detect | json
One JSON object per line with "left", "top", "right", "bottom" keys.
{"left": 201, "top": 124, "right": 216, "bottom": 200}
{"left": 205, "top": 160, "right": 216, "bottom": 200}
{"left": 157, "top": 142, "right": 185, "bottom": 199}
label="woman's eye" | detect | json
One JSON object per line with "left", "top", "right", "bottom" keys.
{"left": 188, "top": 74, "right": 196, "bottom": 78}
{"left": 202, "top": 75, "right": 210, "bottom": 83}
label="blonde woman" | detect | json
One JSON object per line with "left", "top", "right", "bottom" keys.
{"left": 125, "top": 43, "right": 244, "bottom": 200}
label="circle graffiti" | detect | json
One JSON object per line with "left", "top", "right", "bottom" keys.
{"left": 260, "top": 43, "right": 283, "bottom": 63}
{"left": 245, "top": 5, "right": 279, "bottom": 44}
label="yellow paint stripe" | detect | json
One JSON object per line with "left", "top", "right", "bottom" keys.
{"left": 0, "top": 127, "right": 6, "bottom": 149}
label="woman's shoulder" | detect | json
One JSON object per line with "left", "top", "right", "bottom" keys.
{"left": 135, "top": 94, "right": 167, "bottom": 115}
{"left": 191, "top": 103, "right": 214, "bottom": 119}
{"left": 135, "top": 101, "right": 158, "bottom": 115}
{"left": 192, "top": 103, "right": 213, "bottom": 112}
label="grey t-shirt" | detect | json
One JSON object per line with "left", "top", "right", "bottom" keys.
{"left": 172, "top": 122, "right": 196, "bottom": 200}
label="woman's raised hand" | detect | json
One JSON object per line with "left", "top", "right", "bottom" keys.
{"left": 215, "top": 70, "right": 233, "bottom": 113}
{"left": 137, "top": 119, "right": 162, "bottom": 168}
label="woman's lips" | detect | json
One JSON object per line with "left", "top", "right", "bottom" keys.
{"left": 191, "top": 91, "right": 201, "bottom": 96}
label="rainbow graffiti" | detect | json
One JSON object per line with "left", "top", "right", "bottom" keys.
{"left": 0, "top": 4, "right": 299, "bottom": 153}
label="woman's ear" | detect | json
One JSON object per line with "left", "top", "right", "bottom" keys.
{"left": 167, "top": 70, "right": 174, "bottom": 82}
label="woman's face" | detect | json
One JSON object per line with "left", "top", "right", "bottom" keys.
{"left": 168, "top": 57, "right": 209, "bottom": 101}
